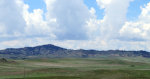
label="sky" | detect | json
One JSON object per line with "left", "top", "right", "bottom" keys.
{"left": 0, "top": 0, "right": 150, "bottom": 51}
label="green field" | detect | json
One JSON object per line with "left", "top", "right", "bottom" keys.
{"left": 1, "top": 57, "right": 150, "bottom": 79}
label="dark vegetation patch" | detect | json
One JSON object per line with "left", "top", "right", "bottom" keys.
{"left": 9, "top": 70, "right": 150, "bottom": 79}
{"left": 0, "top": 58, "right": 17, "bottom": 64}
{"left": 10, "top": 76, "right": 80, "bottom": 79}
{"left": 0, "top": 58, "right": 8, "bottom": 62}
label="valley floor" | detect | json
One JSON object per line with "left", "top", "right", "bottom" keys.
{"left": 0, "top": 57, "right": 150, "bottom": 79}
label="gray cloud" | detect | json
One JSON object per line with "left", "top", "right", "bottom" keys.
{"left": 0, "top": 0, "right": 26, "bottom": 34}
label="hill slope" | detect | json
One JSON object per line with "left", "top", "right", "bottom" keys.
{"left": 0, "top": 44, "right": 150, "bottom": 59}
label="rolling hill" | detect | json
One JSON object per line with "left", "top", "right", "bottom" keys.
{"left": 0, "top": 44, "right": 150, "bottom": 59}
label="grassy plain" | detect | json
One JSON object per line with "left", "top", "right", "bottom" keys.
{"left": 0, "top": 57, "right": 150, "bottom": 79}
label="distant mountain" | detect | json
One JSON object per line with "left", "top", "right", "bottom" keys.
{"left": 0, "top": 44, "right": 150, "bottom": 59}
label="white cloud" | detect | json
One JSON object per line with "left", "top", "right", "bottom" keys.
{"left": 96, "top": 0, "right": 112, "bottom": 9}
{"left": 1, "top": 0, "right": 150, "bottom": 51}
{"left": 86, "top": 7, "right": 101, "bottom": 39}
{"left": 24, "top": 8, "right": 56, "bottom": 38}
{"left": 139, "top": 2, "right": 150, "bottom": 22}
{"left": 0, "top": 0, "right": 56, "bottom": 46}
{"left": 45, "top": 0, "right": 91, "bottom": 40}
{"left": 0, "top": 0, "right": 94, "bottom": 49}
{"left": 96, "top": 0, "right": 133, "bottom": 39}
{"left": 0, "top": 0, "right": 26, "bottom": 35}
{"left": 120, "top": 2, "right": 150, "bottom": 41}
{"left": 0, "top": 23, "right": 6, "bottom": 34}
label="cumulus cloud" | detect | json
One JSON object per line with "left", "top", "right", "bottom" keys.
{"left": 0, "top": 0, "right": 95, "bottom": 49}
{"left": 24, "top": 8, "right": 56, "bottom": 39}
{"left": 120, "top": 2, "right": 150, "bottom": 41}
{"left": 139, "top": 2, "right": 150, "bottom": 22}
{"left": 85, "top": 7, "right": 101, "bottom": 39}
{"left": 45, "top": 0, "right": 91, "bottom": 40}
{"left": 0, "top": 0, "right": 26, "bottom": 36}
{"left": 0, "top": 0, "right": 57, "bottom": 48}
{"left": 0, "top": 0, "right": 150, "bottom": 51}
{"left": 96, "top": 0, "right": 133, "bottom": 39}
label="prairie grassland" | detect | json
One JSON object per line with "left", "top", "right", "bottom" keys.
{"left": 0, "top": 57, "right": 150, "bottom": 79}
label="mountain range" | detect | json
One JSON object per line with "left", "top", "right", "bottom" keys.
{"left": 0, "top": 44, "right": 150, "bottom": 59}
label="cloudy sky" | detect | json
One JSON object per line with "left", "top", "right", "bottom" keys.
{"left": 0, "top": 0, "right": 150, "bottom": 51}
